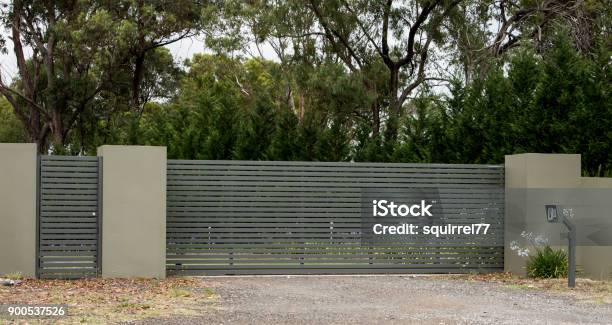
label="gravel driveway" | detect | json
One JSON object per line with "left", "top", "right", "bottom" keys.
{"left": 133, "top": 275, "right": 612, "bottom": 325}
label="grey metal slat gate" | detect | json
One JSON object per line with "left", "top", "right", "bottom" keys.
{"left": 167, "top": 160, "right": 505, "bottom": 275}
{"left": 38, "top": 156, "right": 101, "bottom": 279}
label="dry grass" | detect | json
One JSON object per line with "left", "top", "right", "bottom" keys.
{"left": 0, "top": 277, "right": 215, "bottom": 324}
{"left": 441, "top": 272, "right": 612, "bottom": 305}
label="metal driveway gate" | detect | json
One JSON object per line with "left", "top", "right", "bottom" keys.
{"left": 38, "top": 156, "right": 101, "bottom": 279}
{"left": 167, "top": 160, "right": 504, "bottom": 275}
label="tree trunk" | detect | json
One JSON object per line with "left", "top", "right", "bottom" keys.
{"left": 363, "top": 79, "right": 380, "bottom": 137}
{"left": 387, "top": 67, "right": 400, "bottom": 140}
{"left": 132, "top": 52, "right": 145, "bottom": 109}
{"left": 299, "top": 93, "right": 305, "bottom": 122}
{"left": 371, "top": 101, "right": 380, "bottom": 137}
{"left": 25, "top": 107, "right": 42, "bottom": 153}
{"left": 49, "top": 107, "right": 67, "bottom": 152}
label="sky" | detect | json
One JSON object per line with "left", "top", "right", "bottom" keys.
{"left": 0, "top": 33, "right": 202, "bottom": 81}
{"left": 0, "top": 29, "right": 279, "bottom": 82}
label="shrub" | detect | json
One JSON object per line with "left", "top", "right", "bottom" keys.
{"left": 526, "top": 246, "right": 568, "bottom": 278}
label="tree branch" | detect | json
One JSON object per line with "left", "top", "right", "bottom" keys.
{"left": 398, "top": 36, "right": 432, "bottom": 105}
{"left": 381, "top": 0, "right": 393, "bottom": 67}
{"left": 398, "top": 0, "right": 442, "bottom": 66}
{"left": 308, "top": 0, "right": 363, "bottom": 71}
{"left": 340, "top": 0, "right": 384, "bottom": 60}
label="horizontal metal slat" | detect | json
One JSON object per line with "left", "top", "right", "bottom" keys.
{"left": 41, "top": 228, "right": 98, "bottom": 234}
{"left": 167, "top": 252, "right": 503, "bottom": 258}
{"left": 168, "top": 173, "right": 503, "bottom": 181}
{"left": 166, "top": 211, "right": 503, "bottom": 218}
{"left": 40, "top": 259, "right": 97, "bottom": 265}
{"left": 168, "top": 242, "right": 504, "bottom": 247}
{"left": 167, "top": 167, "right": 503, "bottom": 176}
{"left": 168, "top": 159, "right": 503, "bottom": 169}
{"left": 41, "top": 212, "right": 99, "bottom": 217}
{"left": 41, "top": 166, "right": 99, "bottom": 173}
{"left": 167, "top": 263, "right": 503, "bottom": 271}
{"left": 39, "top": 251, "right": 97, "bottom": 256}
{"left": 167, "top": 248, "right": 502, "bottom": 255}
{"left": 41, "top": 183, "right": 98, "bottom": 189}
{"left": 168, "top": 188, "right": 504, "bottom": 196}
{"left": 168, "top": 185, "right": 502, "bottom": 192}
{"left": 168, "top": 268, "right": 502, "bottom": 276}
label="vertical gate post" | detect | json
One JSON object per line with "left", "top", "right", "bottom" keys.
{"left": 97, "top": 156, "right": 103, "bottom": 277}
{"left": 504, "top": 153, "right": 581, "bottom": 275}
{"left": 98, "top": 145, "right": 166, "bottom": 278}
{"left": 0, "top": 143, "right": 37, "bottom": 278}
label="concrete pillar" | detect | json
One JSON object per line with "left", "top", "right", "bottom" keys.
{"left": 98, "top": 145, "right": 166, "bottom": 278}
{"left": 577, "top": 177, "right": 612, "bottom": 279}
{"left": 504, "top": 153, "right": 581, "bottom": 275}
{"left": 0, "top": 143, "right": 37, "bottom": 277}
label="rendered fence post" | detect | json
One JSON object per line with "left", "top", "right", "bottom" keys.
{"left": 0, "top": 143, "right": 37, "bottom": 278}
{"left": 97, "top": 145, "right": 166, "bottom": 278}
{"left": 504, "top": 153, "right": 581, "bottom": 276}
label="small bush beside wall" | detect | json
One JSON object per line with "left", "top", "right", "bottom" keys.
{"left": 526, "top": 246, "right": 568, "bottom": 278}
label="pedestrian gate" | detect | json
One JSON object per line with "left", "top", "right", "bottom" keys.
{"left": 38, "top": 156, "right": 101, "bottom": 279}
{"left": 166, "top": 160, "right": 504, "bottom": 275}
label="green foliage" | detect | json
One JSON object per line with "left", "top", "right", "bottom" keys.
{"left": 0, "top": 0, "right": 202, "bottom": 152}
{"left": 119, "top": 54, "right": 357, "bottom": 162}
{"left": 0, "top": 98, "right": 26, "bottom": 143}
{"left": 526, "top": 246, "right": 569, "bottom": 279}
{"left": 107, "top": 30, "right": 609, "bottom": 175}
{"left": 401, "top": 31, "right": 611, "bottom": 175}
{"left": 0, "top": 4, "right": 609, "bottom": 176}
{"left": 233, "top": 96, "right": 276, "bottom": 160}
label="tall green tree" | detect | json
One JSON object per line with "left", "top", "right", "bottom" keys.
{"left": 0, "top": 0, "right": 202, "bottom": 153}
{"left": 420, "top": 31, "right": 611, "bottom": 175}
{"left": 0, "top": 96, "right": 25, "bottom": 143}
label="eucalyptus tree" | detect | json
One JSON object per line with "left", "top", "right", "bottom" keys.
{"left": 104, "top": 0, "right": 203, "bottom": 110}
{"left": 305, "top": 0, "right": 606, "bottom": 138}
{"left": 0, "top": 0, "right": 202, "bottom": 153}
{"left": 447, "top": 0, "right": 607, "bottom": 83}
{"left": 0, "top": 0, "right": 119, "bottom": 152}
{"left": 304, "top": 0, "right": 464, "bottom": 139}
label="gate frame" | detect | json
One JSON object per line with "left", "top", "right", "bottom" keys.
{"left": 36, "top": 155, "right": 103, "bottom": 279}
{"left": 96, "top": 156, "right": 103, "bottom": 277}
{"left": 166, "top": 159, "right": 505, "bottom": 276}
{"left": 35, "top": 155, "right": 40, "bottom": 279}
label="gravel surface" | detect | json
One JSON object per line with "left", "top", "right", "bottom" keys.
{"left": 130, "top": 275, "right": 612, "bottom": 325}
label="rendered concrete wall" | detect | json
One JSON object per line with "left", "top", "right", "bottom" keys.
{"left": 581, "top": 177, "right": 612, "bottom": 188}
{"left": 578, "top": 176, "right": 612, "bottom": 279}
{"left": 98, "top": 145, "right": 166, "bottom": 278}
{"left": 0, "top": 143, "right": 37, "bottom": 277}
{"left": 578, "top": 246, "right": 612, "bottom": 280}
{"left": 505, "top": 153, "right": 612, "bottom": 279}
{"left": 505, "top": 154, "right": 580, "bottom": 275}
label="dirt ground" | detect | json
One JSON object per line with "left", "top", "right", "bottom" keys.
{"left": 132, "top": 274, "right": 612, "bottom": 325}
{"left": 2, "top": 274, "right": 612, "bottom": 324}
{"left": 0, "top": 277, "right": 215, "bottom": 324}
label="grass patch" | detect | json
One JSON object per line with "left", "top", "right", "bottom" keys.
{"left": 0, "top": 277, "right": 215, "bottom": 323}
{"left": 169, "top": 288, "right": 192, "bottom": 298}
{"left": 503, "top": 284, "right": 535, "bottom": 290}
{"left": 439, "top": 272, "right": 612, "bottom": 305}
{"left": 3, "top": 272, "right": 23, "bottom": 280}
